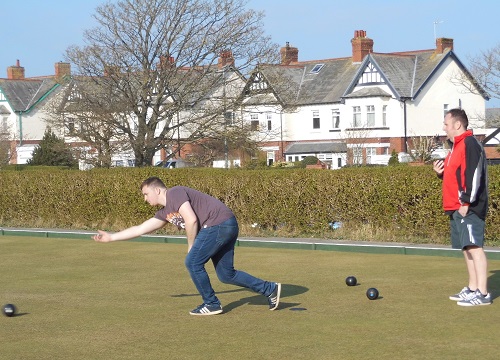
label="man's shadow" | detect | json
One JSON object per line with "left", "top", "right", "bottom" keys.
{"left": 488, "top": 269, "right": 500, "bottom": 300}
{"left": 171, "top": 283, "right": 309, "bottom": 312}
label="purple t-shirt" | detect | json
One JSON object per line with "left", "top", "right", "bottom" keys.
{"left": 154, "top": 186, "right": 234, "bottom": 229}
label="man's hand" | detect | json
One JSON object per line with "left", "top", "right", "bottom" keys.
{"left": 458, "top": 205, "right": 469, "bottom": 217}
{"left": 92, "top": 230, "right": 112, "bottom": 243}
{"left": 433, "top": 159, "right": 444, "bottom": 176}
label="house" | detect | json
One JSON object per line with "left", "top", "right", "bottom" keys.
{"left": 239, "top": 30, "right": 489, "bottom": 168}
{"left": 482, "top": 108, "right": 500, "bottom": 163}
{"left": 0, "top": 60, "right": 70, "bottom": 164}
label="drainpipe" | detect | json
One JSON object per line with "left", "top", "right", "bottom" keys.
{"left": 17, "top": 111, "right": 23, "bottom": 146}
{"left": 280, "top": 110, "right": 283, "bottom": 161}
{"left": 402, "top": 98, "right": 408, "bottom": 153}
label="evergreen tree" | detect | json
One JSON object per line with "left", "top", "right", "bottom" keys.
{"left": 388, "top": 149, "right": 400, "bottom": 166}
{"left": 27, "top": 128, "right": 77, "bottom": 168}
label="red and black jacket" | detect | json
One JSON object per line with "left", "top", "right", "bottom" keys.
{"left": 441, "top": 130, "right": 488, "bottom": 219}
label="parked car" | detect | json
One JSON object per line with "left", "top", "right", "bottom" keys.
{"left": 155, "top": 159, "right": 195, "bottom": 169}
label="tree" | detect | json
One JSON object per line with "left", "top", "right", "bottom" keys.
{"left": 407, "top": 135, "right": 439, "bottom": 163}
{"left": 27, "top": 128, "right": 77, "bottom": 168}
{"left": 388, "top": 149, "right": 400, "bottom": 166}
{"left": 451, "top": 43, "right": 499, "bottom": 112}
{"left": 467, "top": 44, "right": 500, "bottom": 101}
{"left": 59, "top": 0, "right": 279, "bottom": 167}
{"left": 0, "top": 124, "right": 14, "bottom": 167}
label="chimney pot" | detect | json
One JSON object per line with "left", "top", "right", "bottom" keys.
{"left": 7, "top": 60, "right": 25, "bottom": 79}
{"left": 280, "top": 42, "right": 299, "bottom": 65}
{"left": 55, "top": 62, "right": 71, "bottom": 80}
{"left": 218, "top": 50, "right": 235, "bottom": 69}
{"left": 351, "top": 30, "right": 373, "bottom": 63}
{"left": 435, "top": 37, "right": 454, "bottom": 54}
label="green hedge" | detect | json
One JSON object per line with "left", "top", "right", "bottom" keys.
{"left": 0, "top": 166, "right": 498, "bottom": 245}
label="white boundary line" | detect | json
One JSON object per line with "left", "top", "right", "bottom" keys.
{"left": 2, "top": 228, "right": 499, "bottom": 255}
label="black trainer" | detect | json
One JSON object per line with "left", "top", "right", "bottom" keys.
{"left": 268, "top": 283, "right": 281, "bottom": 311}
{"left": 189, "top": 303, "right": 223, "bottom": 316}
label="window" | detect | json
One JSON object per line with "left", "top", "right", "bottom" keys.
{"left": 382, "top": 105, "right": 387, "bottom": 126}
{"left": 250, "top": 113, "right": 259, "bottom": 131}
{"left": 250, "top": 72, "right": 268, "bottom": 91}
{"left": 310, "top": 64, "right": 324, "bottom": 74}
{"left": 266, "top": 113, "right": 272, "bottom": 131}
{"left": 1, "top": 116, "right": 8, "bottom": 134}
{"left": 366, "top": 105, "right": 375, "bottom": 126}
{"left": 66, "top": 118, "right": 75, "bottom": 135}
{"left": 352, "top": 106, "right": 361, "bottom": 127}
{"left": 332, "top": 109, "right": 340, "bottom": 128}
{"left": 312, "top": 110, "right": 320, "bottom": 129}
{"left": 353, "top": 148, "right": 363, "bottom": 165}
{"left": 443, "top": 104, "right": 449, "bottom": 117}
{"left": 366, "top": 147, "right": 376, "bottom": 164}
{"left": 224, "top": 111, "right": 235, "bottom": 126}
{"left": 360, "top": 63, "right": 383, "bottom": 84}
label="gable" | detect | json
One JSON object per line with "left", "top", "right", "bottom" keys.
{"left": 343, "top": 59, "right": 399, "bottom": 100}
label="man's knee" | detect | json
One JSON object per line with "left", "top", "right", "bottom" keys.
{"left": 216, "top": 269, "right": 236, "bottom": 284}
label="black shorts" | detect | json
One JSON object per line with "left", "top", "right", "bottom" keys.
{"left": 450, "top": 211, "right": 485, "bottom": 250}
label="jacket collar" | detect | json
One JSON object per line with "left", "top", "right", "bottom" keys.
{"left": 453, "top": 129, "right": 473, "bottom": 144}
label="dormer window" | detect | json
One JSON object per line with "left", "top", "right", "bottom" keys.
{"left": 310, "top": 64, "right": 324, "bottom": 74}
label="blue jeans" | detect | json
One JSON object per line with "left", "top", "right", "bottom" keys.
{"left": 185, "top": 216, "right": 275, "bottom": 306}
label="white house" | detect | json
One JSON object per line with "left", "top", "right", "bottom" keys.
{"left": 239, "top": 30, "right": 490, "bottom": 168}
{"left": 0, "top": 60, "right": 70, "bottom": 164}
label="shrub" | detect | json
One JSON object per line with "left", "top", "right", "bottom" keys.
{"left": 0, "top": 166, "right": 499, "bottom": 245}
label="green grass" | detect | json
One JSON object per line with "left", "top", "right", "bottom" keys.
{"left": 1, "top": 236, "right": 499, "bottom": 360}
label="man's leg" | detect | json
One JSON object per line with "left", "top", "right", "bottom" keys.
{"left": 185, "top": 225, "right": 223, "bottom": 307}
{"left": 211, "top": 217, "right": 276, "bottom": 297}
{"left": 462, "top": 249, "right": 478, "bottom": 291}
{"left": 465, "top": 246, "right": 488, "bottom": 295}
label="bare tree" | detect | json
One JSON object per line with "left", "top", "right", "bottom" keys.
{"left": 0, "top": 136, "right": 13, "bottom": 167}
{"left": 343, "top": 124, "right": 373, "bottom": 165}
{"left": 451, "top": 43, "right": 499, "bottom": 106}
{"left": 58, "top": 0, "right": 278, "bottom": 167}
{"left": 46, "top": 78, "right": 133, "bottom": 168}
{"left": 0, "top": 120, "right": 15, "bottom": 166}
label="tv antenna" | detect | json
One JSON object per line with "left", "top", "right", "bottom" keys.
{"left": 433, "top": 20, "right": 444, "bottom": 41}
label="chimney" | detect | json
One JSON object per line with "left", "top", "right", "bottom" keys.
{"left": 218, "top": 50, "right": 235, "bottom": 69}
{"left": 280, "top": 42, "right": 299, "bottom": 65}
{"left": 435, "top": 38, "right": 453, "bottom": 54}
{"left": 351, "top": 30, "right": 373, "bottom": 63}
{"left": 55, "top": 62, "right": 71, "bottom": 80}
{"left": 158, "top": 55, "right": 176, "bottom": 70}
{"left": 7, "top": 59, "right": 25, "bottom": 80}
{"left": 103, "top": 65, "right": 120, "bottom": 77}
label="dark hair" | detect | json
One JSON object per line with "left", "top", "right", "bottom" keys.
{"left": 447, "top": 108, "right": 468, "bottom": 129}
{"left": 140, "top": 177, "right": 166, "bottom": 190}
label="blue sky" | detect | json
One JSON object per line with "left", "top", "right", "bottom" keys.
{"left": 2, "top": 0, "right": 499, "bottom": 106}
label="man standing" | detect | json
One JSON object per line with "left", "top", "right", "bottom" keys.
{"left": 433, "top": 108, "right": 491, "bottom": 306}
{"left": 93, "top": 177, "right": 281, "bottom": 315}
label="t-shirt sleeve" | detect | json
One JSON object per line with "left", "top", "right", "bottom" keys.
{"left": 154, "top": 187, "right": 189, "bottom": 229}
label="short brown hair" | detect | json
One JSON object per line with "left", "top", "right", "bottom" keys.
{"left": 446, "top": 108, "right": 468, "bottom": 129}
{"left": 140, "top": 177, "right": 166, "bottom": 190}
